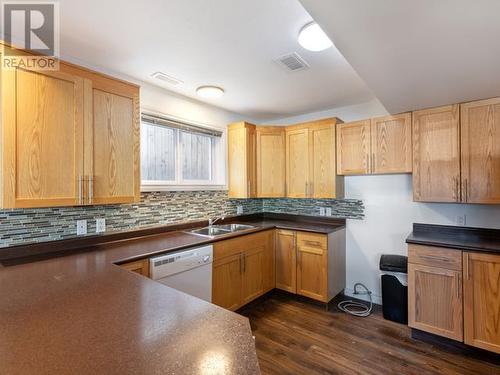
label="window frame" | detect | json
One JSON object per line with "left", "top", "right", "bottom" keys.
{"left": 140, "top": 114, "right": 226, "bottom": 191}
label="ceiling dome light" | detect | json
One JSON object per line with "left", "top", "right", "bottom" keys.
{"left": 196, "top": 85, "right": 225, "bottom": 99}
{"left": 298, "top": 22, "right": 333, "bottom": 52}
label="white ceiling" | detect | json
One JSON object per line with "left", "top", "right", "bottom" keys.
{"left": 300, "top": 0, "right": 500, "bottom": 114}
{"left": 55, "top": 0, "right": 374, "bottom": 120}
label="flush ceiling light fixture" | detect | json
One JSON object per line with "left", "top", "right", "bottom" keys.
{"left": 196, "top": 85, "right": 225, "bottom": 99}
{"left": 298, "top": 22, "right": 333, "bottom": 52}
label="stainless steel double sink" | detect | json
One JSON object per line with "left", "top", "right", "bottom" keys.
{"left": 187, "top": 223, "right": 257, "bottom": 238}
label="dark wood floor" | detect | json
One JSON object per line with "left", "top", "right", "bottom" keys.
{"left": 239, "top": 292, "right": 500, "bottom": 375}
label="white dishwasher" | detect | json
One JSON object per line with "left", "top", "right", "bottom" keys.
{"left": 150, "top": 245, "right": 213, "bottom": 302}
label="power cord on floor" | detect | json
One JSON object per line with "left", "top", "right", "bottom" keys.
{"left": 337, "top": 283, "right": 373, "bottom": 317}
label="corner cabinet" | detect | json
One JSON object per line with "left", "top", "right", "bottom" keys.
{"left": 336, "top": 113, "right": 412, "bottom": 175}
{"left": 227, "top": 122, "right": 257, "bottom": 198}
{"left": 0, "top": 45, "right": 140, "bottom": 208}
{"left": 286, "top": 118, "right": 344, "bottom": 198}
{"left": 212, "top": 230, "right": 274, "bottom": 311}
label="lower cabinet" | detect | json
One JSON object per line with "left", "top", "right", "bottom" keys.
{"left": 463, "top": 252, "right": 500, "bottom": 354}
{"left": 408, "top": 245, "right": 500, "bottom": 354}
{"left": 119, "top": 258, "right": 150, "bottom": 277}
{"left": 212, "top": 230, "right": 275, "bottom": 311}
{"left": 275, "top": 229, "right": 346, "bottom": 303}
{"left": 275, "top": 230, "right": 297, "bottom": 293}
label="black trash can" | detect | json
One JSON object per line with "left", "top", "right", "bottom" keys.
{"left": 380, "top": 254, "right": 408, "bottom": 324}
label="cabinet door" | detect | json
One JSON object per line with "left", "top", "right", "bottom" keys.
{"left": 336, "top": 120, "right": 371, "bottom": 175}
{"left": 228, "top": 122, "right": 256, "bottom": 198}
{"left": 371, "top": 113, "right": 412, "bottom": 174}
{"left": 1, "top": 67, "right": 84, "bottom": 208}
{"left": 286, "top": 128, "right": 310, "bottom": 197}
{"left": 256, "top": 127, "right": 285, "bottom": 197}
{"left": 463, "top": 252, "right": 500, "bottom": 353}
{"left": 212, "top": 253, "right": 242, "bottom": 311}
{"left": 275, "top": 230, "right": 297, "bottom": 293}
{"left": 88, "top": 84, "right": 140, "bottom": 204}
{"left": 296, "top": 232, "right": 328, "bottom": 302}
{"left": 412, "top": 105, "right": 460, "bottom": 202}
{"left": 241, "top": 247, "right": 265, "bottom": 304}
{"left": 310, "top": 123, "right": 342, "bottom": 198}
{"left": 408, "top": 263, "right": 463, "bottom": 341}
{"left": 461, "top": 98, "right": 500, "bottom": 204}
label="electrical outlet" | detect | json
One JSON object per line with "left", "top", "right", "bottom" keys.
{"left": 76, "top": 220, "right": 87, "bottom": 235}
{"left": 456, "top": 214, "right": 467, "bottom": 226}
{"left": 325, "top": 207, "right": 332, "bottom": 216}
{"left": 319, "top": 207, "right": 326, "bottom": 216}
{"left": 96, "top": 218, "right": 106, "bottom": 233}
{"left": 236, "top": 205, "right": 243, "bottom": 215}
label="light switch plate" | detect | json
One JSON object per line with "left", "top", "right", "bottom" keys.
{"left": 236, "top": 205, "right": 243, "bottom": 215}
{"left": 319, "top": 207, "right": 326, "bottom": 216}
{"left": 325, "top": 207, "right": 332, "bottom": 216}
{"left": 96, "top": 218, "right": 106, "bottom": 233}
{"left": 76, "top": 220, "right": 87, "bottom": 235}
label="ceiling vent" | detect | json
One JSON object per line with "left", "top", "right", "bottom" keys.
{"left": 151, "top": 72, "right": 184, "bottom": 86}
{"left": 276, "top": 52, "right": 309, "bottom": 72}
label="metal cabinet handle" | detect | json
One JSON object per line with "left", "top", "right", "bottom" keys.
{"left": 78, "top": 175, "right": 83, "bottom": 205}
{"left": 88, "top": 176, "right": 94, "bottom": 204}
{"left": 465, "top": 253, "right": 470, "bottom": 280}
{"left": 247, "top": 181, "right": 250, "bottom": 197}
{"left": 240, "top": 254, "right": 243, "bottom": 274}
{"left": 457, "top": 272, "right": 461, "bottom": 299}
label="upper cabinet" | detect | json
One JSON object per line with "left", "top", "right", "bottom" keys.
{"left": 336, "top": 120, "right": 371, "bottom": 175}
{"left": 371, "top": 113, "right": 412, "bottom": 174}
{"left": 227, "top": 122, "right": 256, "bottom": 198}
{"left": 461, "top": 98, "right": 500, "bottom": 204}
{"left": 286, "top": 118, "right": 343, "bottom": 199}
{"left": 336, "top": 113, "right": 412, "bottom": 175}
{"left": 256, "top": 126, "right": 285, "bottom": 197}
{"left": 1, "top": 66, "right": 85, "bottom": 208}
{"left": 228, "top": 118, "right": 343, "bottom": 199}
{"left": 0, "top": 44, "right": 140, "bottom": 208}
{"left": 412, "top": 98, "right": 500, "bottom": 204}
{"left": 412, "top": 105, "right": 461, "bottom": 202}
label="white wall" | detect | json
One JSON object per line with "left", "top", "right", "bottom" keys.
{"left": 270, "top": 99, "right": 500, "bottom": 304}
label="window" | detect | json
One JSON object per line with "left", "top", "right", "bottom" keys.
{"left": 140, "top": 113, "right": 225, "bottom": 190}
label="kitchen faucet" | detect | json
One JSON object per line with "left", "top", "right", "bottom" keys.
{"left": 208, "top": 216, "right": 225, "bottom": 226}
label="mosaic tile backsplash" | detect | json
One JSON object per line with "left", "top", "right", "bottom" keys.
{"left": 0, "top": 191, "right": 364, "bottom": 248}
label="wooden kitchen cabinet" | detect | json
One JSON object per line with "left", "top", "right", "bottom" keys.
{"left": 0, "top": 43, "right": 140, "bottom": 208}
{"left": 213, "top": 253, "right": 243, "bottom": 311}
{"left": 463, "top": 252, "right": 500, "bottom": 353}
{"left": 285, "top": 127, "right": 310, "bottom": 198}
{"left": 370, "top": 113, "right": 412, "bottom": 174}
{"left": 119, "top": 258, "right": 150, "bottom": 277}
{"left": 85, "top": 78, "right": 140, "bottom": 204}
{"left": 212, "top": 230, "right": 274, "bottom": 311}
{"left": 336, "top": 114, "right": 412, "bottom": 175}
{"left": 412, "top": 105, "right": 461, "bottom": 202}
{"left": 461, "top": 98, "right": 500, "bottom": 204}
{"left": 227, "top": 122, "right": 257, "bottom": 198}
{"left": 275, "top": 230, "right": 297, "bottom": 293}
{"left": 408, "top": 244, "right": 463, "bottom": 341}
{"left": 256, "top": 126, "right": 285, "bottom": 197}
{"left": 1, "top": 65, "right": 85, "bottom": 208}
{"left": 286, "top": 118, "right": 343, "bottom": 198}
{"left": 296, "top": 232, "right": 328, "bottom": 301}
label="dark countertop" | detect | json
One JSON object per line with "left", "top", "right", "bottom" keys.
{"left": 406, "top": 223, "right": 500, "bottom": 254}
{"left": 0, "top": 213, "right": 345, "bottom": 374}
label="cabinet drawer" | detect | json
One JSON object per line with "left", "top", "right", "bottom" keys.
{"left": 297, "top": 232, "right": 327, "bottom": 250}
{"left": 408, "top": 244, "right": 462, "bottom": 271}
{"left": 214, "top": 230, "right": 273, "bottom": 260}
